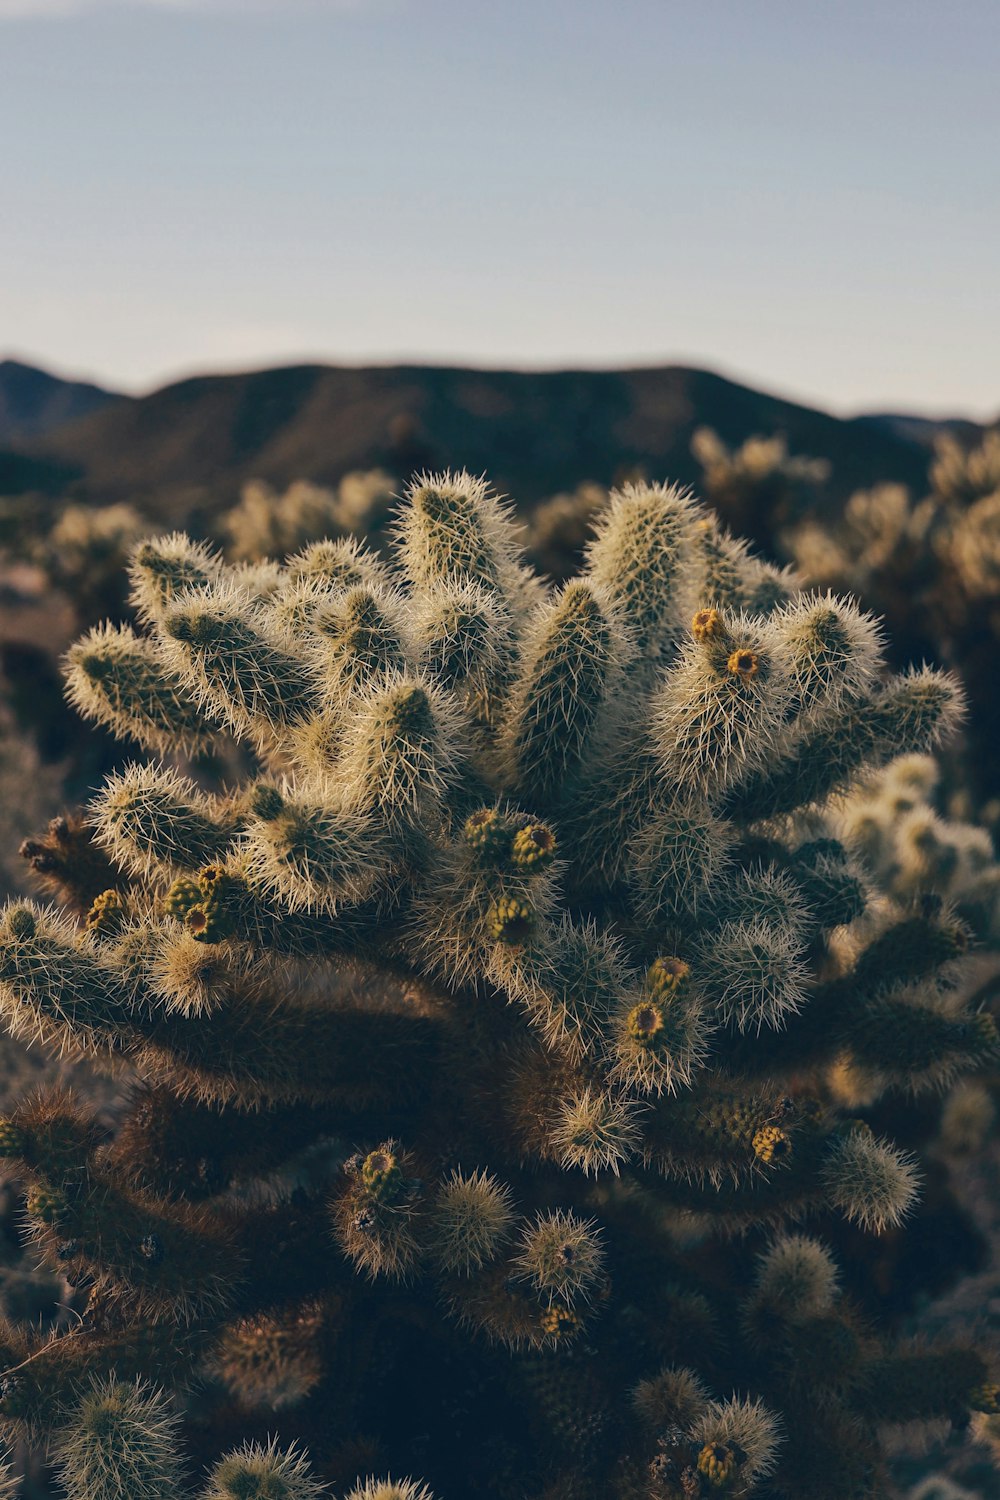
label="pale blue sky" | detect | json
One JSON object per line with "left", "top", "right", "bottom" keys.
{"left": 1, "top": 0, "right": 997, "bottom": 416}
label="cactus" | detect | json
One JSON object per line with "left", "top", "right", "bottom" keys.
{"left": 0, "top": 467, "right": 994, "bottom": 1500}
{"left": 782, "top": 428, "right": 1000, "bottom": 802}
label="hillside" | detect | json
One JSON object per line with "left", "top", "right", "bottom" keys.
{"left": 7, "top": 361, "right": 960, "bottom": 523}
{"left": 0, "top": 358, "right": 121, "bottom": 445}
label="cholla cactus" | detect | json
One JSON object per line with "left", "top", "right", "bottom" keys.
{"left": 223, "top": 470, "right": 398, "bottom": 562}
{"left": 836, "top": 755, "right": 1000, "bottom": 944}
{"left": 782, "top": 428, "right": 1000, "bottom": 801}
{"left": 38, "top": 501, "right": 149, "bottom": 625}
{"left": 691, "top": 427, "right": 831, "bottom": 542}
{"left": 0, "top": 469, "right": 995, "bottom": 1500}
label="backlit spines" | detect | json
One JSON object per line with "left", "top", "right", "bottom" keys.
{"left": 128, "top": 532, "right": 222, "bottom": 626}
{"left": 88, "top": 762, "right": 237, "bottom": 880}
{"left": 583, "top": 480, "right": 702, "bottom": 667}
{"left": 651, "top": 609, "right": 793, "bottom": 800}
{"left": 501, "top": 579, "right": 629, "bottom": 803}
{"left": 307, "top": 582, "right": 412, "bottom": 707}
{"left": 160, "top": 578, "right": 319, "bottom": 739}
{"left": 241, "top": 780, "right": 388, "bottom": 914}
{"left": 395, "top": 469, "right": 525, "bottom": 607}
{"left": 64, "top": 622, "right": 222, "bottom": 757}
{"left": 51, "top": 1376, "right": 184, "bottom": 1500}
{"left": 726, "top": 666, "right": 966, "bottom": 822}
{"left": 821, "top": 1125, "right": 920, "bottom": 1233}
{"left": 200, "top": 1438, "right": 327, "bottom": 1500}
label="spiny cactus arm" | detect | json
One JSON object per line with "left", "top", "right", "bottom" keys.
{"left": 128, "top": 531, "right": 222, "bottom": 625}
{"left": 409, "top": 577, "right": 514, "bottom": 731}
{"left": 607, "top": 955, "right": 716, "bottom": 1096}
{"left": 486, "top": 911, "right": 632, "bottom": 1063}
{"left": 641, "top": 1083, "right": 808, "bottom": 1187}
{"left": 88, "top": 763, "right": 242, "bottom": 880}
{"left": 628, "top": 798, "right": 738, "bottom": 926}
{"left": 63, "top": 622, "right": 224, "bottom": 757}
{"left": 767, "top": 591, "right": 885, "bottom": 721}
{"left": 285, "top": 533, "right": 393, "bottom": 592}
{"left": 241, "top": 780, "right": 391, "bottom": 915}
{"left": 650, "top": 607, "right": 794, "bottom": 801}
{"left": 344, "top": 1479, "right": 435, "bottom": 1500}
{"left": 582, "top": 480, "right": 702, "bottom": 667}
{"left": 132, "top": 990, "right": 443, "bottom": 1111}
{"left": 306, "top": 582, "right": 413, "bottom": 707}
{"left": 688, "top": 1395, "right": 783, "bottom": 1493}
{"left": 404, "top": 806, "right": 560, "bottom": 988}
{"left": 723, "top": 666, "right": 965, "bottom": 822}
{"left": 688, "top": 513, "right": 761, "bottom": 610}
{"left": 336, "top": 673, "right": 467, "bottom": 841}
{"left": 0, "top": 1319, "right": 208, "bottom": 1444}
{"left": 0, "top": 902, "right": 142, "bottom": 1059}
{"left": 394, "top": 470, "right": 530, "bottom": 614}
{"left": 499, "top": 579, "right": 630, "bottom": 805}
{"left": 0, "top": 1095, "right": 242, "bottom": 1322}
{"left": 50, "top": 1374, "right": 185, "bottom": 1500}
{"left": 104, "top": 1084, "right": 373, "bottom": 1200}
{"left": 838, "top": 985, "right": 998, "bottom": 1091}
{"left": 158, "top": 579, "right": 320, "bottom": 739}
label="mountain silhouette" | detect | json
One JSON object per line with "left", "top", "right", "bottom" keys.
{"left": 3, "top": 359, "right": 993, "bottom": 522}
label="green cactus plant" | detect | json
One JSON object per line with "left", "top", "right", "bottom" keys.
{"left": 0, "top": 469, "right": 995, "bottom": 1500}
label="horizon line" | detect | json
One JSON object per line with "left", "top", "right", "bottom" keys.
{"left": 2, "top": 346, "right": 996, "bottom": 428}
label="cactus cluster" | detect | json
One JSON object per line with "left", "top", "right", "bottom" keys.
{"left": 0, "top": 470, "right": 997, "bottom": 1499}
{"left": 222, "top": 471, "right": 398, "bottom": 563}
{"left": 782, "top": 428, "right": 1000, "bottom": 800}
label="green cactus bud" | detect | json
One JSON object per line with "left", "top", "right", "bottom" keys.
{"left": 510, "top": 822, "right": 557, "bottom": 871}
{"left": 85, "top": 888, "right": 126, "bottom": 939}
{"left": 488, "top": 895, "right": 534, "bottom": 945}
{"left": 163, "top": 876, "right": 202, "bottom": 920}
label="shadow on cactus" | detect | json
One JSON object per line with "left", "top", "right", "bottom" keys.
{"left": 0, "top": 470, "right": 996, "bottom": 1500}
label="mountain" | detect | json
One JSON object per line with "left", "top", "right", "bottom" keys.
{"left": 858, "top": 411, "right": 989, "bottom": 450}
{"left": 0, "top": 359, "right": 122, "bottom": 446}
{"left": 10, "top": 361, "right": 953, "bottom": 525}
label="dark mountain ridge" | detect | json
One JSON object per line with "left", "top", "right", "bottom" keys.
{"left": 0, "top": 358, "right": 120, "bottom": 445}
{"left": 4, "top": 360, "right": 975, "bottom": 522}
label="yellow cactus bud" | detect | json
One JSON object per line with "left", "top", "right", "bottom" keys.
{"left": 646, "top": 956, "right": 691, "bottom": 1000}
{"left": 510, "top": 823, "right": 557, "bottom": 870}
{"left": 753, "top": 1125, "right": 792, "bottom": 1164}
{"left": 727, "top": 647, "right": 760, "bottom": 679}
{"left": 697, "top": 1441, "right": 740, "bottom": 1488}
{"left": 488, "top": 896, "right": 534, "bottom": 944}
{"left": 626, "top": 1000, "right": 666, "bottom": 1049}
{"left": 85, "top": 888, "right": 125, "bottom": 936}
{"left": 692, "top": 607, "right": 725, "bottom": 642}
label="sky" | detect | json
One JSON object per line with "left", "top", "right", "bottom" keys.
{"left": 1, "top": 0, "right": 998, "bottom": 418}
